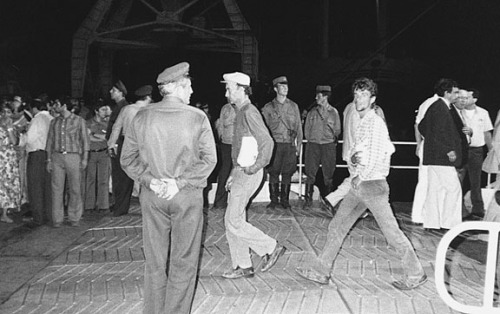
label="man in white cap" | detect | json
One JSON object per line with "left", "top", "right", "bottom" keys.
{"left": 121, "top": 62, "right": 217, "bottom": 314}
{"left": 221, "top": 71, "right": 286, "bottom": 279}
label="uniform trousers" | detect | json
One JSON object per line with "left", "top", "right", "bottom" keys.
{"left": 51, "top": 152, "right": 82, "bottom": 224}
{"left": 268, "top": 142, "right": 297, "bottom": 184}
{"left": 84, "top": 150, "right": 110, "bottom": 210}
{"left": 317, "top": 179, "right": 424, "bottom": 280}
{"left": 141, "top": 187, "right": 203, "bottom": 314}
{"left": 27, "top": 150, "right": 51, "bottom": 224}
{"left": 225, "top": 168, "right": 276, "bottom": 268}
{"left": 213, "top": 143, "right": 232, "bottom": 207}
{"left": 304, "top": 142, "right": 337, "bottom": 193}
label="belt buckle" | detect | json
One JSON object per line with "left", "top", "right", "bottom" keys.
{"left": 62, "top": 151, "right": 67, "bottom": 155}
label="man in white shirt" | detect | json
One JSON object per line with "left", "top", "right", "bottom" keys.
{"left": 461, "top": 89, "right": 493, "bottom": 219}
{"left": 411, "top": 94, "right": 439, "bottom": 223}
{"left": 296, "top": 77, "right": 426, "bottom": 290}
{"left": 26, "top": 99, "right": 53, "bottom": 225}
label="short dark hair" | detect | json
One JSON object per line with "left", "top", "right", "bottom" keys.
{"left": 94, "top": 99, "right": 108, "bottom": 111}
{"left": 57, "top": 96, "right": 73, "bottom": 111}
{"left": 352, "top": 77, "right": 378, "bottom": 97}
{"left": 240, "top": 84, "right": 252, "bottom": 96}
{"left": 29, "top": 99, "right": 48, "bottom": 111}
{"left": 469, "top": 88, "right": 480, "bottom": 100}
{"left": 434, "top": 78, "right": 458, "bottom": 97}
{"left": 317, "top": 91, "right": 331, "bottom": 101}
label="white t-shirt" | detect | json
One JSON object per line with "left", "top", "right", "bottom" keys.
{"left": 462, "top": 105, "right": 493, "bottom": 147}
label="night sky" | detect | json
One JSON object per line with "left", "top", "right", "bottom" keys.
{"left": 1, "top": 0, "right": 500, "bottom": 140}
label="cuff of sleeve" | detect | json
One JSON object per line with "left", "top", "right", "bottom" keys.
{"left": 176, "top": 178, "right": 187, "bottom": 190}
{"left": 139, "top": 173, "right": 155, "bottom": 188}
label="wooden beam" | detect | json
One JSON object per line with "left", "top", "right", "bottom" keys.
{"left": 137, "top": 0, "right": 161, "bottom": 15}
{"left": 94, "top": 37, "right": 160, "bottom": 48}
{"left": 96, "top": 21, "right": 157, "bottom": 36}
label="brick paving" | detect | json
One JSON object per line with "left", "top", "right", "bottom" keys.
{"left": 0, "top": 201, "right": 491, "bottom": 314}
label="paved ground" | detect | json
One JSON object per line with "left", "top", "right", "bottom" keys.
{"left": 0, "top": 199, "right": 493, "bottom": 314}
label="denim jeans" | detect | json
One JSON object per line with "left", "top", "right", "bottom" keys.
{"left": 225, "top": 168, "right": 276, "bottom": 268}
{"left": 458, "top": 146, "right": 485, "bottom": 214}
{"left": 318, "top": 179, "right": 424, "bottom": 279}
{"left": 84, "top": 150, "right": 110, "bottom": 210}
{"left": 51, "top": 152, "right": 82, "bottom": 224}
{"left": 304, "top": 142, "right": 337, "bottom": 194}
{"left": 141, "top": 187, "right": 203, "bottom": 314}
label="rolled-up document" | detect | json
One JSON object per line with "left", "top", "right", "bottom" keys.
{"left": 237, "top": 136, "right": 258, "bottom": 167}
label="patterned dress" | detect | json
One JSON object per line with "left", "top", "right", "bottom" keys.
{"left": 0, "top": 127, "right": 21, "bottom": 210}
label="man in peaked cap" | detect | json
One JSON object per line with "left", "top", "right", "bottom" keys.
{"left": 221, "top": 71, "right": 286, "bottom": 280}
{"left": 107, "top": 79, "right": 134, "bottom": 217}
{"left": 302, "top": 85, "right": 341, "bottom": 210}
{"left": 121, "top": 62, "right": 216, "bottom": 314}
{"left": 261, "top": 76, "right": 303, "bottom": 210}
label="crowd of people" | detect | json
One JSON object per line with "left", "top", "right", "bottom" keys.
{"left": 2, "top": 64, "right": 500, "bottom": 313}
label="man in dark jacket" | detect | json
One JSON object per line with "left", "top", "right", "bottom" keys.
{"left": 418, "top": 78, "right": 462, "bottom": 230}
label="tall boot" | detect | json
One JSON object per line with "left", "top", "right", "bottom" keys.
{"left": 280, "top": 184, "right": 291, "bottom": 210}
{"left": 302, "top": 184, "right": 314, "bottom": 210}
{"left": 266, "top": 183, "right": 280, "bottom": 209}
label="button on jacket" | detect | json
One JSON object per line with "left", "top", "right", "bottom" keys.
{"left": 262, "top": 98, "right": 303, "bottom": 147}
{"left": 121, "top": 96, "right": 217, "bottom": 190}
{"left": 304, "top": 104, "right": 341, "bottom": 144}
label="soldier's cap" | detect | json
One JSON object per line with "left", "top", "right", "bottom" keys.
{"left": 272, "top": 76, "right": 288, "bottom": 86}
{"left": 113, "top": 80, "right": 128, "bottom": 96}
{"left": 134, "top": 85, "right": 153, "bottom": 97}
{"left": 316, "top": 85, "right": 331, "bottom": 93}
{"left": 157, "top": 62, "right": 190, "bottom": 84}
{"left": 221, "top": 72, "right": 250, "bottom": 86}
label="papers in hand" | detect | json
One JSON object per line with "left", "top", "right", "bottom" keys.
{"left": 237, "top": 136, "right": 258, "bottom": 167}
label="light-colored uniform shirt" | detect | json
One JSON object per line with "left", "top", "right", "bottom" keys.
{"left": 349, "top": 109, "right": 395, "bottom": 181}
{"left": 462, "top": 106, "right": 493, "bottom": 147}
{"left": 26, "top": 111, "right": 53, "bottom": 152}
{"left": 108, "top": 100, "right": 148, "bottom": 148}
{"left": 215, "top": 103, "right": 236, "bottom": 145}
{"left": 304, "top": 104, "right": 341, "bottom": 144}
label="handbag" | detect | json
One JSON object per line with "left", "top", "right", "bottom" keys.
{"left": 482, "top": 149, "right": 500, "bottom": 173}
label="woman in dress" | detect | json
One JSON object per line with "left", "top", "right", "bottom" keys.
{"left": 0, "top": 104, "right": 21, "bottom": 223}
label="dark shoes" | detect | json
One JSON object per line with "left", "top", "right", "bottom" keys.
{"left": 392, "top": 274, "right": 428, "bottom": 290}
{"left": 70, "top": 221, "right": 80, "bottom": 227}
{"left": 261, "top": 243, "right": 287, "bottom": 272}
{"left": 222, "top": 266, "right": 255, "bottom": 279}
{"left": 295, "top": 267, "right": 330, "bottom": 285}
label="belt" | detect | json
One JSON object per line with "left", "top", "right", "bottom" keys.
{"left": 57, "top": 151, "right": 78, "bottom": 155}
{"left": 90, "top": 148, "right": 108, "bottom": 153}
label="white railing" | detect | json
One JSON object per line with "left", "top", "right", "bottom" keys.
{"left": 296, "top": 140, "right": 418, "bottom": 197}
{"left": 435, "top": 222, "right": 500, "bottom": 314}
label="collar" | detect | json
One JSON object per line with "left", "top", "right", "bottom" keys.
{"left": 440, "top": 96, "right": 451, "bottom": 108}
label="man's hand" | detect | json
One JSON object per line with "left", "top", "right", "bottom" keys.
{"left": 46, "top": 160, "right": 52, "bottom": 173}
{"left": 150, "top": 178, "right": 168, "bottom": 198}
{"left": 351, "top": 151, "right": 363, "bottom": 165}
{"left": 351, "top": 175, "right": 361, "bottom": 190}
{"left": 80, "top": 159, "right": 88, "bottom": 170}
{"left": 225, "top": 176, "right": 233, "bottom": 191}
{"left": 447, "top": 150, "right": 457, "bottom": 163}
{"left": 108, "top": 145, "right": 117, "bottom": 158}
{"left": 462, "top": 126, "right": 473, "bottom": 136}
{"left": 160, "top": 178, "right": 179, "bottom": 200}
{"left": 415, "top": 142, "right": 422, "bottom": 158}
{"left": 242, "top": 166, "right": 256, "bottom": 175}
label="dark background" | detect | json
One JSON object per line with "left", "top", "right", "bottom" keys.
{"left": 1, "top": 0, "right": 499, "bottom": 200}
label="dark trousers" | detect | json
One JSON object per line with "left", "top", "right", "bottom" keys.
{"left": 27, "top": 150, "right": 51, "bottom": 225}
{"left": 111, "top": 141, "right": 134, "bottom": 216}
{"left": 141, "top": 188, "right": 203, "bottom": 314}
{"left": 213, "top": 143, "right": 232, "bottom": 207}
{"left": 84, "top": 150, "right": 110, "bottom": 210}
{"left": 304, "top": 142, "right": 337, "bottom": 194}
{"left": 458, "top": 146, "right": 485, "bottom": 214}
{"left": 268, "top": 142, "right": 297, "bottom": 184}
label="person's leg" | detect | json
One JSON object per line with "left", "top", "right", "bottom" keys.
{"left": 140, "top": 189, "right": 171, "bottom": 314}
{"left": 439, "top": 166, "right": 463, "bottom": 229}
{"left": 317, "top": 190, "right": 364, "bottom": 274}
{"left": 27, "top": 151, "right": 46, "bottom": 224}
{"left": 112, "top": 143, "right": 134, "bottom": 216}
{"left": 267, "top": 144, "right": 284, "bottom": 208}
{"left": 304, "top": 142, "right": 320, "bottom": 186}
{"left": 411, "top": 162, "right": 428, "bottom": 224}
{"left": 361, "top": 180, "right": 424, "bottom": 279}
{"left": 468, "top": 147, "right": 485, "bottom": 216}
{"left": 225, "top": 169, "right": 276, "bottom": 269}
{"left": 422, "top": 166, "right": 446, "bottom": 229}
{"left": 165, "top": 189, "right": 203, "bottom": 314}
{"left": 325, "top": 175, "right": 352, "bottom": 208}
{"left": 84, "top": 152, "right": 97, "bottom": 210}
{"left": 51, "top": 153, "right": 66, "bottom": 225}
{"left": 65, "top": 154, "right": 83, "bottom": 224}
{"left": 96, "top": 151, "right": 110, "bottom": 210}
{"left": 320, "top": 143, "right": 337, "bottom": 196}
{"left": 213, "top": 143, "right": 232, "bottom": 208}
